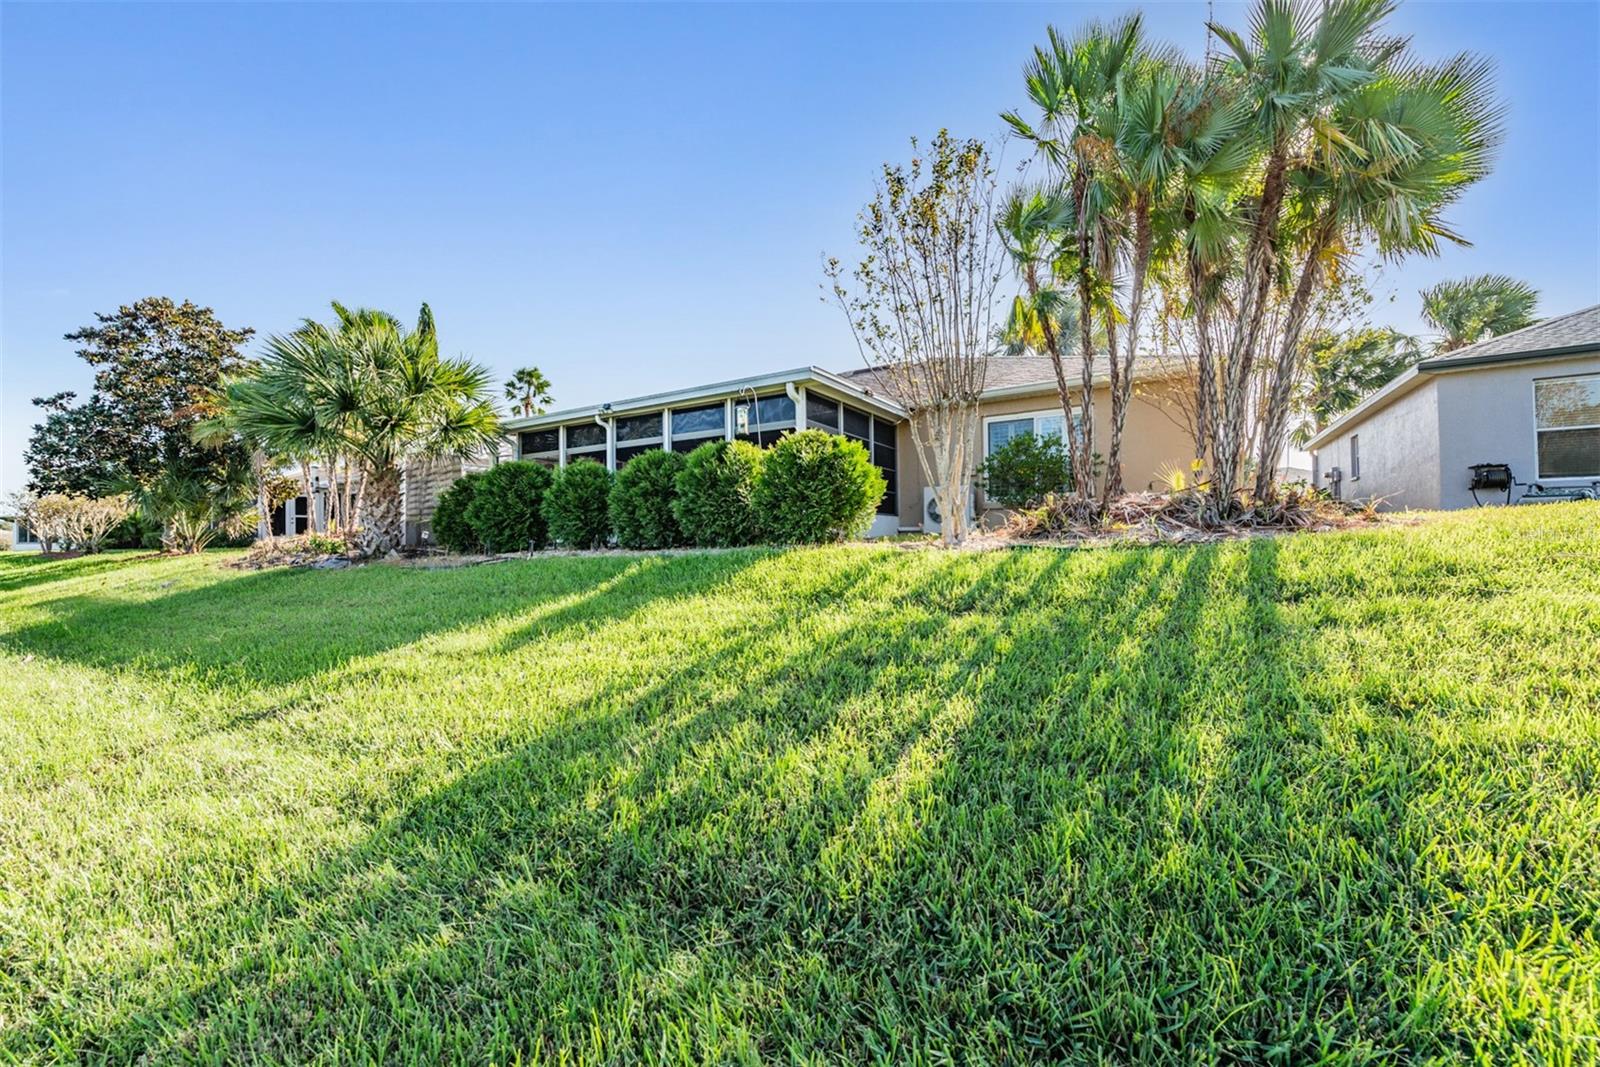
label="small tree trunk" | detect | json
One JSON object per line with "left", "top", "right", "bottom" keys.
{"left": 1104, "top": 196, "right": 1151, "bottom": 503}
{"left": 1254, "top": 227, "right": 1332, "bottom": 502}
{"left": 253, "top": 450, "right": 274, "bottom": 547}
{"left": 358, "top": 464, "right": 404, "bottom": 556}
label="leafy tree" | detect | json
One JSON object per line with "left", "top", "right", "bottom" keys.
{"left": 672, "top": 440, "right": 765, "bottom": 547}
{"left": 1290, "top": 327, "right": 1421, "bottom": 445}
{"left": 504, "top": 367, "right": 555, "bottom": 418}
{"left": 23, "top": 393, "right": 120, "bottom": 495}
{"left": 980, "top": 432, "right": 1074, "bottom": 509}
{"left": 465, "top": 462, "right": 552, "bottom": 553}
{"left": 826, "top": 131, "right": 1003, "bottom": 546}
{"left": 1421, "top": 274, "right": 1539, "bottom": 353}
{"left": 25, "top": 299, "right": 253, "bottom": 494}
{"left": 609, "top": 450, "right": 686, "bottom": 550}
{"left": 223, "top": 303, "right": 501, "bottom": 556}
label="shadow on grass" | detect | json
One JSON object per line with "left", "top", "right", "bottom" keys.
{"left": 11, "top": 537, "right": 1536, "bottom": 1062}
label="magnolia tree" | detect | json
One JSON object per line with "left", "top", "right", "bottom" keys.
{"left": 827, "top": 131, "right": 1003, "bottom": 546}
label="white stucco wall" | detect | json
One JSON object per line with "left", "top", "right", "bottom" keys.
{"left": 1314, "top": 377, "right": 1442, "bottom": 509}
{"left": 1432, "top": 352, "right": 1600, "bottom": 509}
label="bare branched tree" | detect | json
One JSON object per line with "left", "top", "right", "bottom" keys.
{"left": 826, "top": 131, "right": 1004, "bottom": 546}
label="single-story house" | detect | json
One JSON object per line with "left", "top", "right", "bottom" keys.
{"left": 1306, "top": 305, "right": 1600, "bottom": 510}
{"left": 494, "top": 354, "right": 1196, "bottom": 538}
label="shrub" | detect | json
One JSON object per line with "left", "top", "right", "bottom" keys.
{"left": 672, "top": 439, "right": 766, "bottom": 547}
{"left": 465, "top": 462, "right": 552, "bottom": 553}
{"left": 608, "top": 450, "right": 686, "bottom": 549}
{"left": 542, "top": 459, "right": 613, "bottom": 549}
{"left": 753, "top": 429, "right": 885, "bottom": 544}
{"left": 431, "top": 471, "right": 484, "bottom": 553}
{"left": 980, "top": 432, "right": 1072, "bottom": 509}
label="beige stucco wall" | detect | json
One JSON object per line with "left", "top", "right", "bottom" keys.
{"left": 894, "top": 374, "right": 1196, "bottom": 529}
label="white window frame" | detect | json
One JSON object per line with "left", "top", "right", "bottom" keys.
{"left": 981, "top": 407, "right": 1079, "bottom": 457}
{"left": 1533, "top": 372, "right": 1600, "bottom": 479}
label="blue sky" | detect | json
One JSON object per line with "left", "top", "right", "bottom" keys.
{"left": 3, "top": 1, "right": 1597, "bottom": 497}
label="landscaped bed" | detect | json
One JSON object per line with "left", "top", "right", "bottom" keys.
{"left": 1, "top": 505, "right": 1596, "bottom": 1063}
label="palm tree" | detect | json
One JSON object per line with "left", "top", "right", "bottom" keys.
{"left": 224, "top": 303, "right": 501, "bottom": 556}
{"left": 1003, "top": 14, "right": 1145, "bottom": 502}
{"left": 1250, "top": 50, "right": 1503, "bottom": 499}
{"left": 504, "top": 367, "right": 554, "bottom": 418}
{"left": 1421, "top": 274, "right": 1539, "bottom": 353}
{"left": 1203, "top": 0, "right": 1400, "bottom": 513}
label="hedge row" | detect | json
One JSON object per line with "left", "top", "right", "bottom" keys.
{"left": 431, "top": 430, "right": 885, "bottom": 553}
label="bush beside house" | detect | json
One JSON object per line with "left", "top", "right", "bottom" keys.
{"left": 754, "top": 430, "right": 884, "bottom": 544}
{"left": 543, "top": 459, "right": 613, "bottom": 549}
{"left": 431, "top": 472, "right": 483, "bottom": 553}
{"left": 465, "top": 462, "right": 552, "bottom": 552}
{"left": 609, "top": 450, "right": 686, "bottom": 549}
{"left": 980, "top": 432, "right": 1073, "bottom": 509}
{"left": 672, "top": 440, "right": 765, "bottom": 547}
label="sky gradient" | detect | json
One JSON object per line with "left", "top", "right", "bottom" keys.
{"left": 4, "top": 1, "right": 1598, "bottom": 497}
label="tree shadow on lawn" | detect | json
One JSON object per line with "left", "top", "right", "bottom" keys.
{"left": 0, "top": 549, "right": 775, "bottom": 696}
{"left": 0, "top": 551, "right": 158, "bottom": 594}
{"left": 15, "top": 538, "right": 1559, "bottom": 1063}
{"left": 14, "top": 547, "right": 1180, "bottom": 1063}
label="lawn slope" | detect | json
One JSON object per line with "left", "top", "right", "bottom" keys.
{"left": 1, "top": 506, "right": 1597, "bottom": 1064}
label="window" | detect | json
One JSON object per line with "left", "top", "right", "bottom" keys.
{"left": 566, "top": 422, "right": 606, "bottom": 450}
{"left": 806, "top": 393, "right": 841, "bottom": 431}
{"left": 984, "top": 410, "right": 1077, "bottom": 457}
{"left": 1535, "top": 374, "right": 1600, "bottom": 478}
{"left": 615, "top": 444, "right": 657, "bottom": 467}
{"left": 735, "top": 393, "right": 796, "bottom": 442}
{"left": 671, "top": 403, "right": 725, "bottom": 438}
{"left": 873, "top": 417, "right": 898, "bottom": 516}
{"left": 519, "top": 429, "right": 558, "bottom": 457}
{"left": 843, "top": 406, "right": 871, "bottom": 441}
{"left": 615, "top": 412, "right": 663, "bottom": 442}
{"left": 1350, "top": 434, "right": 1360, "bottom": 481}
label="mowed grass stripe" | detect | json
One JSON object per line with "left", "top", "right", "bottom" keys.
{"left": 0, "top": 505, "right": 1596, "bottom": 1064}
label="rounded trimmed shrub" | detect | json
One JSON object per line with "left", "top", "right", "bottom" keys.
{"left": 542, "top": 458, "right": 613, "bottom": 549}
{"left": 672, "top": 439, "right": 765, "bottom": 547}
{"left": 979, "top": 431, "right": 1072, "bottom": 509}
{"left": 753, "top": 429, "right": 885, "bottom": 544}
{"left": 464, "top": 461, "right": 552, "bottom": 553}
{"left": 608, "top": 449, "right": 686, "bottom": 549}
{"left": 431, "top": 471, "right": 484, "bottom": 553}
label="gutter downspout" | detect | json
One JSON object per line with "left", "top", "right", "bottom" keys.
{"left": 595, "top": 412, "right": 615, "bottom": 471}
{"left": 786, "top": 382, "right": 806, "bottom": 431}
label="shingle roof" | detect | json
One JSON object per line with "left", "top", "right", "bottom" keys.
{"left": 835, "top": 352, "right": 1181, "bottom": 398}
{"left": 1418, "top": 303, "right": 1600, "bottom": 369}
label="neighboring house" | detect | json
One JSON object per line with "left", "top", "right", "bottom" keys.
{"left": 4, "top": 517, "right": 42, "bottom": 552}
{"left": 264, "top": 451, "right": 502, "bottom": 547}
{"left": 1306, "top": 305, "right": 1600, "bottom": 510}
{"left": 501, "top": 355, "right": 1196, "bottom": 536}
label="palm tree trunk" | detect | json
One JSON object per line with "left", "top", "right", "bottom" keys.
{"left": 358, "top": 464, "right": 404, "bottom": 556}
{"left": 1210, "top": 144, "right": 1290, "bottom": 516}
{"left": 253, "top": 450, "right": 274, "bottom": 546}
{"left": 1254, "top": 224, "right": 1334, "bottom": 502}
{"left": 1104, "top": 195, "right": 1151, "bottom": 502}
{"left": 1072, "top": 171, "right": 1097, "bottom": 501}
{"left": 1027, "top": 265, "right": 1082, "bottom": 494}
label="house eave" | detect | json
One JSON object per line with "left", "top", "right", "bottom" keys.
{"left": 502, "top": 365, "right": 908, "bottom": 432}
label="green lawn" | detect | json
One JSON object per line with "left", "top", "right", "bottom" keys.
{"left": 1, "top": 506, "right": 1597, "bottom": 1064}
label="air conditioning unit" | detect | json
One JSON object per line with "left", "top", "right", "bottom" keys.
{"left": 922, "top": 486, "right": 976, "bottom": 535}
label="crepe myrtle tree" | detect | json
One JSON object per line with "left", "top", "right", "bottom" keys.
{"left": 827, "top": 130, "right": 1003, "bottom": 546}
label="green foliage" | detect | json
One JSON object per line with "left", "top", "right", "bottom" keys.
{"left": 2, "top": 506, "right": 1598, "bottom": 1062}
{"left": 125, "top": 441, "right": 256, "bottom": 554}
{"left": 541, "top": 459, "right": 612, "bottom": 549}
{"left": 980, "top": 431, "right": 1073, "bottom": 508}
{"left": 753, "top": 430, "right": 884, "bottom": 543}
{"left": 463, "top": 463, "right": 552, "bottom": 553}
{"left": 672, "top": 440, "right": 766, "bottom": 547}
{"left": 1291, "top": 327, "right": 1421, "bottom": 446}
{"left": 504, "top": 367, "right": 554, "bottom": 418}
{"left": 608, "top": 450, "right": 686, "bottom": 550}
{"left": 431, "top": 472, "right": 485, "bottom": 553}
{"left": 25, "top": 298, "right": 254, "bottom": 495}
{"left": 1421, "top": 274, "right": 1540, "bottom": 353}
